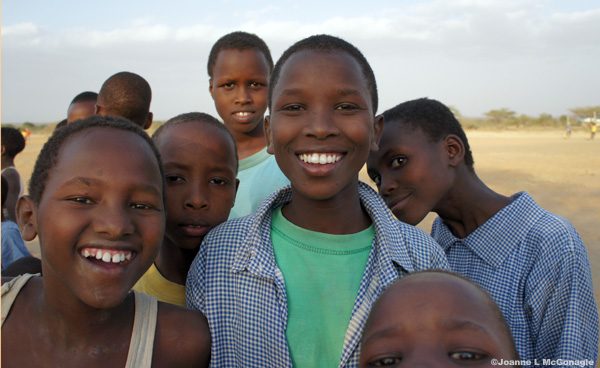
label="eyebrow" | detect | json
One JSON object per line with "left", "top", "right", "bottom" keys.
{"left": 60, "top": 176, "right": 162, "bottom": 196}
{"left": 442, "top": 319, "right": 491, "bottom": 334}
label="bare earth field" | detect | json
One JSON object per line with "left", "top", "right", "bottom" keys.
{"left": 15, "top": 129, "right": 600, "bottom": 302}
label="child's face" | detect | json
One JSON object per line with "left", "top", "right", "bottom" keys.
{"left": 266, "top": 50, "right": 381, "bottom": 202}
{"left": 25, "top": 127, "right": 164, "bottom": 308}
{"left": 366, "top": 124, "right": 452, "bottom": 225}
{"left": 155, "top": 122, "right": 237, "bottom": 250}
{"left": 360, "top": 274, "right": 516, "bottom": 367}
{"left": 209, "top": 48, "right": 270, "bottom": 136}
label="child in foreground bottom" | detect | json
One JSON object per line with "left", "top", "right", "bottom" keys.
{"left": 1, "top": 116, "right": 210, "bottom": 368}
{"left": 360, "top": 270, "right": 519, "bottom": 367}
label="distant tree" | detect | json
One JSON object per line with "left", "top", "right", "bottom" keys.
{"left": 569, "top": 106, "right": 600, "bottom": 120}
{"left": 484, "top": 108, "right": 516, "bottom": 124}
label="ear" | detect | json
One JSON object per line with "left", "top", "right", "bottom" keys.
{"left": 264, "top": 115, "right": 275, "bottom": 154}
{"left": 94, "top": 103, "right": 102, "bottom": 115}
{"left": 443, "top": 134, "right": 465, "bottom": 167}
{"left": 16, "top": 196, "right": 38, "bottom": 241}
{"left": 1, "top": 144, "right": 5, "bottom": 156}
{"left": 208, "top": 78, "right": 214, "bottom": 98}
{"left": 144, "top": 112, "right": 154, "bottom": 130}
{"left": 370, "top": 114, "right": 384, "bottom": 152}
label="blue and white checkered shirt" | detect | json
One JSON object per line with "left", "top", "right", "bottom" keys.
{"left": 187, "top": 182, "right": 449, "bottom": 367}
{"left": 432, "top": 191, "right": 598, "bottom": 364}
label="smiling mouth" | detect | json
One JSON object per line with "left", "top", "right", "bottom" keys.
{"left": 179, "top": 224, "right": 211, "bottom": 237}
{"left": 298, "top": 152, "right": 344, "bottom": 165}
{"left": 80, "top": 247, "right": 134, "bottom": 264}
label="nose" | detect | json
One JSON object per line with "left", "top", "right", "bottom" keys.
{"left": 305, "top": 108, "right": 339, "bottom": 140}
{"left": 234, "top": 85, "right": 252, "bottom": 105}
{"left": 379, "top": 174, "right": 397, "bottom": 197}
{"left": 185, "top": 184, "right": 209, "bottom": 210}
{"left": 93, "top": 202, "right": 134, "bottom": 239}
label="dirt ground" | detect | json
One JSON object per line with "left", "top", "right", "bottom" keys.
{"left": 14, "top": 128, "right": 600, "bottom": 302}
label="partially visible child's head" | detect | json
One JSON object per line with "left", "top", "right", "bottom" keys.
{"left": 152, "top": 112, "right": 238, "bottom": 249}
{"left": 360, "top": 270, "right": 518, "bottom": 367}
{"left": 366, "top": 98, "right": 472, "bottom": 224}
{"left": 96, "top": 71, "right": 153, "bottom": 129}
{"left": 18, "top": 115, "right": 165, "bottom": 308}
{"left": 265, "top": 34, "right": 382, "bottom": 201}
{"left": 67, "top": 91, "right": 98, "bottom": 123}
{"left": 207, "top": 31, "right": 273, "bottom": 137}
{"left": 1, "top": 127, "right": 26, "bottom": 160}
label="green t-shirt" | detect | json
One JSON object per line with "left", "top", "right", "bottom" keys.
{"left": 271, "top": 207, "right": 374, "bottom": 367}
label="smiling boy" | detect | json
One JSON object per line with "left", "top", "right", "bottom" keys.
{"left": 187, "top": 35, "right": 448, "bottom": 368}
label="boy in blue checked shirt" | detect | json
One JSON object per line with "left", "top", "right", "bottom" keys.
{"left": 186, "top": 35, "right": 449, "bottom": 367}
{"left": 366, "top": 98, "right": 598, "bottom": 363}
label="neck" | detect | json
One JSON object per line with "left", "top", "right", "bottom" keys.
{"left": 155, "top": 237, "right": 199, "bottom": 285}
{"left": 1, "top": 156, "right": 14, "bottom": 169}
{"left": 435, "top": 169, "right": 511, "bottom": 238}
{"left": 230, "top": 122, "right": 267, "bottom": 160}
{"left": 282, "top": 181, "right": 370, "bottom": 234}
{"left": 36, "top": 276, "right": 133, "bottom": 347}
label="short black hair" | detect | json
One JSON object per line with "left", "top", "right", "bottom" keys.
{"left": 1, "top": 127, "right": 26, "bottom": 158}
{"left": 383, "top": 98, "right": 474, "bottom": 168}
{"left": 70, "top": 91, "right": 98, "bottom": 105}
{"left": 28, "top": 115, "right": 163, "bottom": 205}
{"left": 153, "top": 112, "right": 239, "bottom": 171}
{"left": 268, "top": 34, "right": 378, "bottom": 113}
{"left": 97, "top": 71, "right": 152, "bottom": 127}
{"left": 207, "top": 31, "right": 274, "bottom": 78}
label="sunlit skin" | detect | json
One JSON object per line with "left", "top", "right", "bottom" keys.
{"left": 265, "top": 50, "right": 382, "bottom": 234}
{"left": 360, "top": 272, "right": 517, "bottom": 367}
{"left": 153, "top": 122, "right": 238, "bottom": 284}
{"left": 209, "top": 48, "right": 270, "bottom": 159}
{"left": 4, "top": 127, "right": 165, "bottom": 367}
{"left": 367, "top": 123, "right": 510, "bottom": 238}
{"left": 67, "top": 100, "right": 97, "bottom": 123}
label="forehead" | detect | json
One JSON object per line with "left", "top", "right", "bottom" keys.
{"left": 213, "top": 48, "right": 270, "bottom": 76}
{"left": 274, "top": 49, "right": 368, "bottom": 95}
{"left": 156, "top": 122, "right": 236, "bottom": 165}
{"left": 54, "top": 127, "right": 161, "bottom": 179}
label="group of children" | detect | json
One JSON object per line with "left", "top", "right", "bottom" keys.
{"left": 1, "top": 30, "right": 597, "bottom": 368}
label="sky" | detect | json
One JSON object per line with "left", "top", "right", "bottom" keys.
{"left": 2, "top": 0, "right": 600, "bottom": 123}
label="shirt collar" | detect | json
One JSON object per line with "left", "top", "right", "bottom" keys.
{"left": 231, "top": 182, "right": 416, "bottom": 277}
{"left": 433, "top": 192, "right": 544, "bottom": 268}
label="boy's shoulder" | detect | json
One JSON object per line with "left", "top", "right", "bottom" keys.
{"left": 154, "top": 302, "right": 210, "bottom": 367}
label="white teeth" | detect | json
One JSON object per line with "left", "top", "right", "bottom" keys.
{"left": 120, "top": 253, "right": 125, "bottom": 262}
{"left": 299, "top": 153, "right": 342, "bottom": 165}
{"left": 96, "top": 250, "right": 103, "bottom": 260}
{"left": 102, "top": 252, "right": 112, "bottom": 263}
{"left": 83, "top": 249, "right": 90, "bottom": 258}
{"left": 125, "top": 253, "right": 132, "bottom": 261}
{"left": 112, "top": 254, "right": 120, "bottom": 263}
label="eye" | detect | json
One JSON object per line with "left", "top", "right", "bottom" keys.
{"left": 280, "top": 103, "right": 304, "bottom": 112}
{"left": 166, "top": 175, "right": 185, "bottom": 184}
{"left": 448, "top": 351, "right": 488, "bottom": 361}
{"left": 335, "top": 103, "right": 360, "bottom": 111}
{"left": 68, "top": 196, "right": 94, "bottom": 205}
{"left": 368, "top": 172, "right": 381, "bottom": 187}
{"left": 220, "top": 81, "right": 235, "bottom": 90}
{"left": 249, "top": 81, "right": 264, "bottom": 89}
{"left": 391, "top": 156, "right": 407, "bottom": 168}
{"left": 368, "top": 356, "right": 402, "bottom": 367}
{"left": 129, "top": 202, "right": 158, "bottom": 211}
{"left": 209, "top": 177, "right": 230, "bottom": 186}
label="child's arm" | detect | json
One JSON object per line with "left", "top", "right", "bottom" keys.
{"left": 525, "top": 227, "right": 598, "bottom": 363}
{"left": 154, "top": 303, "right": 211, "bottom": 367}
{"left": 2, "top": 170, "right": 21, "bottom": 222}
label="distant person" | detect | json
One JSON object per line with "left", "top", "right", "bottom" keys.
{"left": 134, "top": 112, "right": 238, "bottom": 306}
{"left": 96, "top": 71, "right": 153, "bottom": 129}
{"left": 2, "top": 116, "right": 210, "bottom": 367}
{"left": 207, "top": 31, "right": 289, "bottom": 218}
{"left": 1, "top": 126, "right": 25, "bottom": 222}
{"left": 1, "top": 176, "right": 32, "bottom": 271}
{"left": 67, "top": 91, "right": 98, "bottom": 123}
{"left": 591, "top": 121, "right": 597, "bottom": 140}
{"left": 360, "top": 270, "right": 519, "bottom": 367}
{"left": 564, "top": 119, "right": 572, "bottom": 139}
{"left": 366, "top": 97, "right": 598, "bottom": 362}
